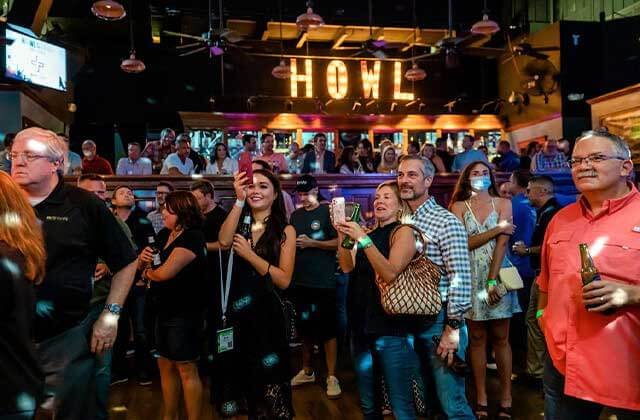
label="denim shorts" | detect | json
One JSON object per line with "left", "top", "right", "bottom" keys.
{"left": 155, "top": 313, "right": 203, "bottom": 362}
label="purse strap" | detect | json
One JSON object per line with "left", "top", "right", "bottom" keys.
{"left": 389, "top": 224, "right": 429, "bottom": 262}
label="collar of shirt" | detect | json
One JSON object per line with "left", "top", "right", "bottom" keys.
{"left": 578, "top": 183, "right": 638, "bottom": 220}
{"left": 35, "top": 174, "right": 66, "bottom": 207}
{"left": 412, "top": 196, "right": 438, "bottom": 217}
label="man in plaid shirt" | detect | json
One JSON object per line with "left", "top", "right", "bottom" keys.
{"left": 142, "top": 128, "right": 176, "bottom": 174}
{"left": 397, "top": 156, "right": 474, "bottom": 419}
{"left": 530, "top": 138, "right": 570, "bottom": 173}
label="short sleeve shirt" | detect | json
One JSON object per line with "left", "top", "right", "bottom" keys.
{"left": 290, "top": 204, "right": 337, "bottom": 289}
{"left": 33, "top": 177, "right": 137, "bottom": 341}
{"left": 160, "top": 153, "right": 194, "bottom": 175}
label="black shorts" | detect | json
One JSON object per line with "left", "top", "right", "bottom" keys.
{"left": 290, "top": 287, "right": 337, "bottom": 342}
{"left": 156, "top": 313, "right": 203, "bottom": 362}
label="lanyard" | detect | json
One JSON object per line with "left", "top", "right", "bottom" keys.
{"left": 218, "top": 248, "right": 234, "bottom": 327}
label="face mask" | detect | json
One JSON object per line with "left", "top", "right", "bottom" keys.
{"left": 470, "top": 175, "right": 491, "bottom": 191}
{"left": 83, "top": 150, "right": 93, "bottom": 158}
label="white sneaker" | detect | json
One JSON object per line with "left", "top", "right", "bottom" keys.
{"left": 291, "top": 369, "right": 315, "bottom": 386}
{"left": 326, "top": 376, "right": 342, "bottom": 399}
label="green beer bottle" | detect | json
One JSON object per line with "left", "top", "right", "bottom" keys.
{"left": 341, "top": 203, "right": 361, "bottom": 249}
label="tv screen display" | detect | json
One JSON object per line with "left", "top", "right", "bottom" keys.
{"left": 5, "top": 27, "right": 67, "bottom": 92}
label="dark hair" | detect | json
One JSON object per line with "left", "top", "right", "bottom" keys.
{"left": 408, "top": 140, "right": 420, "bottom": 152}
{"left": 526, "top": 142, "right": 538, "bottom": 156}
{"left": 78, "top": 173, "right": 105, "bottom": 183}
{"left": 261, "top": 133, "right": 274, "bottom": 141}
{"left": 449, "top": 160, "right": 499, "bottom": 207}
{"left": 242, "top": 134, "right": 256, "bottom": 145}
{"left": 156, "top": 181, "right": 175, "bottom": 192}
{"left": 499, "top": 140, "right": 511, "bottom": 149}
{"left": 510, "top": 169, "right": 531, "bottom": 188}
{"left": 243, "top": 169, "right": 288, "bottom": 264}
{"left": 313, "top": 133, "right": 326, "bottom": 142}
{"left": 435, "top": 137, "right": 446, "bottom": 147}
{"left": 530, "top": 175, "right": 555, "bottom": 192}
{"left": 190, "top": 179, "right": 215, "bottom": 198}
{"left": 252, "top": 159, "right": 271, "bottom": 171}
{"left": 358, "top": 138, "right": 373, "bottom": 151}
{"left": 338, "top": 146, "right": 358, "bottom": 172}
{"left": 212, "top": 142, "right": 229, "bottom": 160}
{"left": 176, "top": 134, "right": 191, "bottom": 146}
{"left": 464, "top": 135, "right": 475, "bottom": 143}
{"left": 302, "top": 144, "right": 315, "bottom": 154}
{"left": 165, "top": 191, "right": 203, "bottom": 230}
{"left": 112, "top": 185, "right": 134, "bottom": 200}
{"left": 3, "top": 133, "right": 16, "bottom": 148}
{"left": 128, "top": 142, "right": 142, "bottom": 150}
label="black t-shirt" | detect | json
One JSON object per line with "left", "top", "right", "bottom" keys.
{"left": 436, "top": 149, "right": 453, "bottom": 172}
{"left": 34, "top": 177, "right": 137, "bottom": 342}
{"left": 0, "top": 242, "right": 43, "bottom": 415}
{"left": 531, "top": 197, "right": 562, "bottom": 270}
{"left": 202, "top": 206, "right": 228, "bottom": 310}
{"left": 290, "top": 204, "right": 337, "bottom": 289}
{"left": 124, "top": 206, "right": 156, "bottom": 253}
{"left": 152, "top": 228, "right": 207, "bottom": 315}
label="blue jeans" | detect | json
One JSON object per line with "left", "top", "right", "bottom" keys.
{"left": 544, "top": 357, "right": 640, "bottom": 420}
{"left": 85, "top": 304, "right": 112, "bottom": 420}
{"left": 413, "top": 309, "right": 474, "bottom": 420}
{"left": 335, "top": 273, "right": 349, "bottom": 341}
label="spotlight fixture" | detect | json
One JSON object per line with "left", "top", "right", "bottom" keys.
{"left": 404, "top": 63, "right": 427, "bottom": 82}
{"left": 121, "top": 52, "right": 145, "bottom": 73}
{"left": 272, "top": 60, "right": 292, "bottom": 79}
{"left": 471, "top": 0, "right": 500, "bottom": 35}
{"left": 365, "top": 99, "right": 376, "bottom": 107}
{"left": 352, "top": 101, "right": 362, "bottom": 112}
{"left": 390, "top": 102, "right": 398, "bottom": 112}
{"left": 296, "top": 1, "right": 324, "bottom": 32}
{"left": 91, "top": 0, "right": 126, "bottom": 21}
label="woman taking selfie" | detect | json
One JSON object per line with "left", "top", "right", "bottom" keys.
{"left": 214, "top": 169, "right": 296, "bottom": 419}
{"left": 335, "top": 181, "right": 422, "bottom": 419}
{"left": 449, "top": 161, "right": 520, "bottom": 420}
{"left": 140, "top": 191, "right": 206, "bottom": 420}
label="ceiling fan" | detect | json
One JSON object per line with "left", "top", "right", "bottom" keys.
{"left": 519, "top": 58, "right": 560, "bottom": 103}
{"left": 411, "top": 0, "right": 504, "bottom": 68}
{"left": 162, "top": 0, "right": 248, "bottom": 57}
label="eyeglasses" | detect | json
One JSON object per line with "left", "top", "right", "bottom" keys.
{"left": 567, "top": 154, "right": 627, "bottom": 168}
{"left": 8, "top": 151, "right": 50, "bottom": 163}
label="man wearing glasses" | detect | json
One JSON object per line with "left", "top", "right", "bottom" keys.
{"left": 536, "top": 130, "right": 640, "bottom": 419}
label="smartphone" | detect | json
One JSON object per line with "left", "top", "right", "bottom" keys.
{"left": 238, "top": 152, "right": 253, "bottom": 183}
{"left": 331, "top": 197, "right": 346, "bottom": 224}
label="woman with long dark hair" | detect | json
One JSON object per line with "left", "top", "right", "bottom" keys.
{"left": 0, "top": 171, "right": 46, "bottom": 418}
{"left": 206, "top": 142, "right": 238, "bottom": 175}
{"left": 449, "top": 161, "right": 520, "bottom": 420}
{"left": 214, "top": 169, "right": 296, "bottom": 419}
{"left": 357, "top": 139, "right": 375, "bottom": 173}
{"left": 338, "top": 146, "right": 363, "bottom": 174}
{"left": 140, "top": 191, "right": 206, "bottom": 420}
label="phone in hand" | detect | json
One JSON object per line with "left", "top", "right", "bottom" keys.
{"left": 238, "top": 152, "right": 253, "bottom": 183}
{"left": 331, "top": 197, "right": 346, "bottom": 224}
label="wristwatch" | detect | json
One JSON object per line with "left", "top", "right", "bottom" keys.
{"left": 103, "top": 303, "right": 122, "bottom": 316}
{"left": 446, "top": 318, "right": 463, "bottom": 330}
{"left": 525, "top": 247, "right": 531, "bottom": 255}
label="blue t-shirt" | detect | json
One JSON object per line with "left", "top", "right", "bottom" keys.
{"left": 508, "top": 193, "right": 536, "bottom": 279}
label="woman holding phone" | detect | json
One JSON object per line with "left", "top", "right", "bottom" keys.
{"left": 213, "top": 169, "right": 296, "bottom": 419}
{"left": 334, "top": 181, "right": 423, "bottom": 420}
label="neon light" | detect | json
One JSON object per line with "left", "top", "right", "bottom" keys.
{"left": 361, "top": 61, "right": 381, "bottom": 99}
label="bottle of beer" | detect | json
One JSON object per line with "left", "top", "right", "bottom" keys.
{"left": 341, "top": 203, "right": 361, "bottom": 249}
{"left": 148, "top": 236, "right": 161, "bottom": 268}
{"left": 579, "top": 243, "right": 614, "bottom": 314}
{"left": 239, "top": 214, "right": 252, "bottom": 240}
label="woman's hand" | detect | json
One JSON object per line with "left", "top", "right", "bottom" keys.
{"left": 232, "top": 234, "right": 254, "bottom": 260}
{"left": 138, "top": 246, "right": 154, "bottom": 265}
{"left": 487, "top": 286, "right": 503, "bottom": 305}
{"left": 336, "top": 221, "right": 366, "bottom": 242}
{"left": 496, "top": 218, "right": 515, "bottom": 236}
{"left": 233, "top": 172, "right": 249, "bottom": 201}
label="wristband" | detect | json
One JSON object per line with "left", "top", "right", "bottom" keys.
{"left": 235, "top": 199, "right": 245, "bottom": 208}
{"left": 536, "top": 309, "right": 544, "bottom": 319}
{"left": 487, "top": 279, "right": 498, "bottom": 287}
{"left": 358, "top": 235, "right": 374, "bottom": 250}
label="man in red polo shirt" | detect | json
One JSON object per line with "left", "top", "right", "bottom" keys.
{"left": 537, "top": 130, "right": 640, "bottom": 419}
{"left": 82, "top": 140, "right": 113, "bottom": 175}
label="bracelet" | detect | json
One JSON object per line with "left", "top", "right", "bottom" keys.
{"left": 358, "top": 235, "right": 374, "bottom": 250}
{"left": 235, "top": 199, "right": 245, "bottom": 208}
{"left": 536, "top": 309, "right": 544, "bottom": 319}
{"left": 526, "top": 247, "right": 531, "bottom": 255}
{"left": 487, "top": 279, "right": 498, "bottom": 287}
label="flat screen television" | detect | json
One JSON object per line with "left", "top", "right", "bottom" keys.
{"left": 4, "top": 25, "right": 67, "bottom": 92}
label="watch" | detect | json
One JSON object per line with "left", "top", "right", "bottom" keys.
{"left": 103, "top": 303, "right": 122, "bottom": 316}
{"left": 446, "top": 318, "right": 462, "bottom": 330}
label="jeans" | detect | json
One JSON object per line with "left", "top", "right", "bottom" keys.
{"left": 113, "top": 285, "right": 151, "bottom": 376}
{"left": 544, "top": 357, "right": 640, "bottom": 420}
{"left": 525, "top": 282, "right": 546, "bottom": 378}
{"left": 413, "top": 309, "right": 474, "bottom": 420}
{"left": 35, "top": 314, "right": 96, "bottom": 420}
{"left": 351, "top": 334, "right": 419, "bottom": 420}
{"left": 335, "top": 273, "right": 349, "bottom": 343}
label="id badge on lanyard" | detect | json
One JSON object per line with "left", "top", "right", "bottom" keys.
{"left": 217, "top": 249, "right": 235, "bottom": 353}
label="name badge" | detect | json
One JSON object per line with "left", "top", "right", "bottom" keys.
{"left": 633, "top": 226, "right": 640, "bottom": 233}
{"left": 216, "top": 327, "right": 234, "bottom": 353}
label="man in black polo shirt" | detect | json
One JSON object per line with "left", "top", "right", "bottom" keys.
{"left": 11, "top": 128, "right": 137, "bottom": 419}
{"left": 289, "top": 175, "right": 342, "bottom": 398}
{"left": 512, "top": 175, "right": 562, "bottom": 385}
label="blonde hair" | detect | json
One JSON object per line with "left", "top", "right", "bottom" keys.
{"left": 15, "top": 127, "right": 68, "bottom": 173}
{"left": 377, "top": 145, "right": 399, "bottom": 173}
{"left": 373, "top": 181, "right": 410, "bottom": 227}
{"left": 0, "top": 171, "right": 46, "bottom": 283}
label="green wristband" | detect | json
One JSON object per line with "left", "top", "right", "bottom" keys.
{"left": 487, "top": 279, "right": 498, "bottom": 287}
{"left": 358, "top": 235, "right": 373, "bottom": 250}
{"left": 536, "top": 309, "right": 544, "bottom": 319}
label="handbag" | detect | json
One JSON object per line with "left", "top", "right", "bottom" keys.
{"left": 499, "top": 258, "right": 523, "bottom": 290}
{"left": 375, "top": 224, "right": 443, "bottom": 316}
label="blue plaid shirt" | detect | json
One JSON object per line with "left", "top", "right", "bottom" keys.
{"left": 410, "top": 197, "right": 472, "bottom": 319}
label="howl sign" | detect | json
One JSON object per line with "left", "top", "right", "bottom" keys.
{"left": 289, "top": 58, "right": 415, "bottom": 101}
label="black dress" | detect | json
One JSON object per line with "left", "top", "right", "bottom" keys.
{"left": 211, "top": 223, "right": 293, "bottom": 419}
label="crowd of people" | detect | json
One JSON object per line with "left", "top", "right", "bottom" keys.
{"left": 0, "top": 129, "right": 573, "bottom": 178}
{"left": 1, "top": 126, "right": 639, "bottom": 420}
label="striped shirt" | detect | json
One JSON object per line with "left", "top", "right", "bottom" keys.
{"left": 410, "top": 196, "right": 472, "bottom": 319}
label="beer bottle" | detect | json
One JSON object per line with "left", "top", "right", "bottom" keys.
{"left": 148, "top": 236, "right": 161, "bottom": 268}
{"left": 239, "top": 214, "right": 253, "bottom": 240}
{"left": 341, "top": 203, "right": 361, "bottom": 249}
{"left": 579, "top": 243, "right": 614, "bottom": 314}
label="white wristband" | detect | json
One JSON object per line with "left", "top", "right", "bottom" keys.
{"left": 235, "top": 199, "right": 245, "bottom": 208}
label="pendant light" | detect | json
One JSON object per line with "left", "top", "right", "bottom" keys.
{"left": 296, "top": 1, "right": 324, "bottom": 32}
{"left": 272, "top": 0, "right": 291, "bottom": 79}
{"left": 120, "top": 3, "right": 145, "bottom": 73}
{"left": 471, "top": 0, "right": 500, "bottom": 35}
{"left": 91, "top": 0, "right": 126, "bottom": 21}
{"left": 404, "top": 0, "right": 426, "bottom": 82}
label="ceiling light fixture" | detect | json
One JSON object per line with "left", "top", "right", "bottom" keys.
{"left": 296, "top": 1, "right": 324, "bottom": 32}
{"left": 272, "top": 0, "right": 292, "bottom": 79}
{"left": 405, "top": 0, "right": 427, "bottom": 82}
{"left": 91, "top": 0, "right": 126, "bottom": 21}
{"left": 471, "top": 0, "right": 500, "bottom": 35}
{"left": 120, "top": 1, "right": 145, "bottom": 73}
